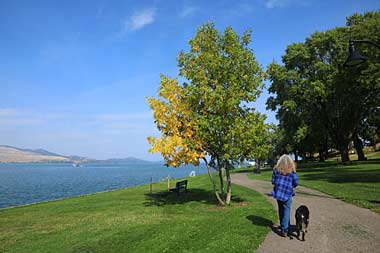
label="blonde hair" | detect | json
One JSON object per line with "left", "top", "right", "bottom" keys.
{"left": 275, "top": 154, "right": 296, "bottom": 175}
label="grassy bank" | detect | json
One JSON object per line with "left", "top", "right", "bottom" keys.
{"left": 0, "top": 174, "right": 276, "bottom": 253}
{"left": 248, "top": 157, "right": 380, "bottom": 214}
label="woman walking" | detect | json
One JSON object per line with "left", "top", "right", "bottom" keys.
{"left": 271, "top": 154, "right": 298, "bottom": 237}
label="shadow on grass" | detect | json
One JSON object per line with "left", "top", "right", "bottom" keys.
{"left": 296, "top": 159, "right": 380, "bottom": 171}
{"left": 301, "top": 169, "right": 380, "bottom": 184}
{"left": 246, "top": 215, "right": 273, "bottom": 228}
{"left": 356, "top": 158, "right": 380, "bottom": 164}
{"left": 144, "top": 188, "right": 245, "bottom": 207}
{"left": 298, "top": 161, "right": 341, "bottom": 169}
{"left": 295, "top": 159, "right": 380, "bottom": 184}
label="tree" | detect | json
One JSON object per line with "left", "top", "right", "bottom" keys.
{"left": 147, "top": 23, "right": 266, "bottom": 205}
{"left": 254, "top": 124, "right": 281, "bottom": 170}
{"left": 358, "top": 108, "right": 380, "bottom": 148}
{"left": 267, "top": 29, "right": 358, "bottom": 163}
{"left": 267, "top": 11, "right": 380, "bottom": 163}
{"left": 348, "top": 12, "right": 380, "bottom": 159}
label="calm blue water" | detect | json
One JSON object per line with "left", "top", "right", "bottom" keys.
{"left": 0, "top": 162, "right": 207, "bottom": 209}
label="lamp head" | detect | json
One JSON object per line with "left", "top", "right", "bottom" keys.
{"left": 344, "top": 40, "right": 368, "bottom": 67}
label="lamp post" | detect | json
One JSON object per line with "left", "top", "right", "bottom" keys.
{"left": 343, "top": 39, "right": 380, "bottom": 67}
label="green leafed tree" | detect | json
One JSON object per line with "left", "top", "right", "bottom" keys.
{"left": 147, "top": 23, "right": 267, "bottom": 205}
{"left": 267, "top": 11, "right": 380, "bottom": 163}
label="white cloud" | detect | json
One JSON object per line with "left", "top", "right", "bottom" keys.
{"left": 0, "top": 118, "right": 44, "bottom": 126}
{"left": 0, "top": 108, "right": 18, "bottom": 117}
{"left": 225, "top": 3, "right": 254, "bottom": 17}
{"left": 265, "top": 0, "right": 290, "bottom": 8}
{"left": 39, "top": 39, "right": 82, "bottom": 66}
{"left": 126, "top": 8, "right": 156, "bottom": 31}
{"left": 0, "top": 109, "right": 45, "bottom": 126}
{"left": 0, "top": 109, "right": 156, "bottom": 145}
{"left": 264, "top": 0, "right": 310, "bottom": 9}
{"left": 94, "top": 113, "right": 152, "bottom": 122}
{"left": 96, "top": 3, "right": 106, "bottom": 19}
{"left": 179, "top": 5, "right": 199, "bottom": 18}
{"left": 0, "top": 109, "right": 159, "bottom": 160}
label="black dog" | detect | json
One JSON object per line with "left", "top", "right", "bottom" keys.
{"left": 295, "top": 205, "right": 309, "bottom": 241}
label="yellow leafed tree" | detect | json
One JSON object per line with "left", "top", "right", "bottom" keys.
{"left": 147, "top": 23, "right": 268, "bottom": 205}
{"left": 147, "top": 76, "right": 205, "bottom": 168}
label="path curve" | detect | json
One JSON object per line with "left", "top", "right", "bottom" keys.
{"left": 231, "top": 173, "right": 380, "bottom": 253}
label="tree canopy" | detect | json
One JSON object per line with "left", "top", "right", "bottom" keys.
{"left": 147, "top": 23, "right": 267, "bottom": 205}
{"left": 267, "top": 11, "right": 380, "bottom": 162}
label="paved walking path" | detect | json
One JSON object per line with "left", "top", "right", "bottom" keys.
{"left": 231, "top": 173, "right": 380, "bottom": 253}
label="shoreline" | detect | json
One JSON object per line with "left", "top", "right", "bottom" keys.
{"left": 1, "top": 181, "right": 156, "bottom": 211}
{"left": 0, "top": 173, "right": 198, "bottom": 211}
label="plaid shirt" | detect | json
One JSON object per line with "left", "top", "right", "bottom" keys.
{"left": 271, "top": 169, "right": 298, "bottom": 201}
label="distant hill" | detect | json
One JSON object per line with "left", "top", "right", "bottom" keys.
{"left": 103, "top": 157, "right": 157, "bottom": 164}
{"left": 0, "top": 145, "right": 156, "bottom": 164}
{"left": 0, "top": 145, "right": 63, "bottom": 156}
{"left": 0, "top": 145, "right": 70, "bottom": 163}
{"left": 66, "top": 155, "right": 92, "bottom": 162}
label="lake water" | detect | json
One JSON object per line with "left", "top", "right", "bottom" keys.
{"left": 0, "top": 162, "right": 207, "bottom": 209}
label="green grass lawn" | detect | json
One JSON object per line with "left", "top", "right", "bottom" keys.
{"left": 247, "top": 155, "right": 380, "bottom": 214}
{"left": 0, "top": 174, "right": 276, "bottom": 253}
{"left": 326, "top": 149, "right": 380, "bottom": 162}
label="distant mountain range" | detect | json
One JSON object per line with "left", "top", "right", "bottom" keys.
{"left": 0, "top": 145, "right": 156, "bottom": 164}
{"left": 0, "top": 145, "right": 71, "bottom": 163}
{"left": 101, "top": 157, "right": 158, "bottom": 164}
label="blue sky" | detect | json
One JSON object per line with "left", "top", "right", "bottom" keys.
{"left": 0, "top": 0, "right": 379, "bottom": 160}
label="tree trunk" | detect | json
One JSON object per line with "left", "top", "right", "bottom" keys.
{"left": 225, "top": 165, "right": 232, "bottom": 205}
{"left": 253, "top": 159, "right": 261, "bottom": 174}
{"left": 239, "top": 158, "right": 245, "bottom": 168}
{"left": 218, "top": 168, "right": 225, "bottom": 196}
{"left": 324, "top": 146, "right": 329, "bottom": 161}
{"left": 217, "top": 158, "right": 225, "bottom": 196}
{"left": 301, "top": 152, "right": 307, "bottom": 163}
{"left": 339, "top": 145, "right": 350, "bottom": 163}
{"left": 318, "top": 149, "right": 325, "bottom": 162}
{"left": 353, "top": 133, "right": 367, "bottom": 161}
{"left": 202, "top": 158, "right": 225, "bottom": 206}
{"left": 294, "top": 150, "right": 298, "bottom": 162}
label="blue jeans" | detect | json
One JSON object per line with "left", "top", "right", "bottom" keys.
{"left": 277, "top": 198, "right": 292, "bottom": 232}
